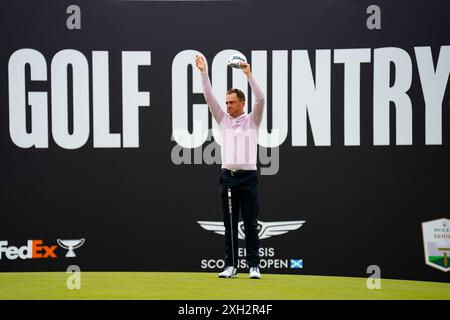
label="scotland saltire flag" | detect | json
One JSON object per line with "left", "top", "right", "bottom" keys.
{"left": 290, "top": 259, "right": 303, "bottom": 269}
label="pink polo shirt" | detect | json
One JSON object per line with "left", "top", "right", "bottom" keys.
{"left": 201, "top": 72, "right": 265, "bottom": 171}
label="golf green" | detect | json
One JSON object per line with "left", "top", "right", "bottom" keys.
{"left": 0, "top": 272, "right": 448, "bottom": 300}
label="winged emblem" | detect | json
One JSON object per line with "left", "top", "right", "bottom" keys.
{"left": 197, "top": 220, "right": 305, "bottom": 240}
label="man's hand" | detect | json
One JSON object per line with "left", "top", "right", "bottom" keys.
{"left": 240, "top": 61, "right": 252, "bottom": 78}
{"left": 195, "top": 54, "right": 207, "bottom": 73}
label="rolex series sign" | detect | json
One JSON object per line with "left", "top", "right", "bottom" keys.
{"left": 0, "top": 0, "right": 449, "bottom": 283}
{"left": 422, "top": 219, "right": 450, "bottom": 272}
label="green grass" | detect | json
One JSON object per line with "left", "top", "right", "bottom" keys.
{"left": 0, "top": 272, "right": 449, "bottom": 300}
{"left": 429, "top": 256, "right": 448, "bottom": 267}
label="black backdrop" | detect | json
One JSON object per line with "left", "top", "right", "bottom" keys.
{"left": 0, "top": 0, "right": 449, "bottom": 283}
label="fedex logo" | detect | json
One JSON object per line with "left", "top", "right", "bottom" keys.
{"left": 0, "top": 240, "right": 58, "bottom": 260}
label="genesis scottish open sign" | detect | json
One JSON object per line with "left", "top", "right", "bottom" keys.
{"left": 0, "top": 0, "right": 449, "bottom": 282}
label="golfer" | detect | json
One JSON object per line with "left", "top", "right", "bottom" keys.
{"left": 195, "top": 54, "right": 265, "bottom": 279}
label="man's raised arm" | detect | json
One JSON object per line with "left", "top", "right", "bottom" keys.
{"left": 195, "top": 54, "right": 225, "bottom": 124}
{"left": 241, "top": 62, "right": 265, "bottom": 127}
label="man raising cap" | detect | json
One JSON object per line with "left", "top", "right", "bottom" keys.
{"left": 195, "top": 53, "right": 265, "bottom": 279}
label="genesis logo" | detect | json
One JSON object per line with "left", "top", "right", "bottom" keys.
{"left": 197, "top": 220, "right": 305, "bottom": 240}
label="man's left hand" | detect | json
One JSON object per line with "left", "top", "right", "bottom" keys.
{"left": 240, "top": 61, "right": 252, "bottom": 78}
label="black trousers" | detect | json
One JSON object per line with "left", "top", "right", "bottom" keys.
{"left": 219, "top": 169, "right": 260, "bottom": 268}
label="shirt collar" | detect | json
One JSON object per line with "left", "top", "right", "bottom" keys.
{"left": 228, "top": 112, "right": 247, "bottom": 120}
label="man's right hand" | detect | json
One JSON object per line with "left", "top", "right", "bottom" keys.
{"left": 195, "top": 54, "right": 207, "bottom": 73}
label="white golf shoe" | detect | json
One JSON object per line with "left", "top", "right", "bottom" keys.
{"left": 249, "top": 267, "right": 261, "bottom": 279}
{"left": 218, "top": 266, "right": 237, "bottom": 278}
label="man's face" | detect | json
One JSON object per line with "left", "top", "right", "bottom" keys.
{"left": 226, "top": 93, "right": 245, "bottom": 118}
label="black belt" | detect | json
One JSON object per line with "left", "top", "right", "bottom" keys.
{"left": 223, "top": 169, "right": 252, "bottom": 176}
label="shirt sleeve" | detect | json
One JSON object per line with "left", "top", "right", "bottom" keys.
{"left": 201, "top": 72, "right": 225, "bottom": 124}
{"left": 248, "top": 76, "right": 265, "bottom": 127}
